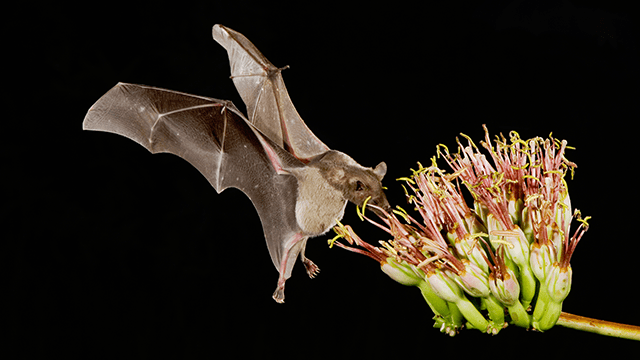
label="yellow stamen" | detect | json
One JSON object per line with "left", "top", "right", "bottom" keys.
{"left": 417, "top": 255, "right": 441, "bottom": 270}
{"left": 511, "top": 163, "right": 529, "bottom": 170}
{"left": 460, "top": 132, "right": 479, "bottom": 150}
{"left": 328, "top": 234, "right": 341, "bottom": 248}
{"left": 523, "top": 175, "right": 541, "bottom": 183}
{"left": 490, "top": 239, "right": 515, "bottom": 249}
{"left": 397, "top": 176, "right": 415, "bottom": 184}
{"left": 464, "top": 233, "right": 489, "bottom": 255}
{"left": 393, "top": 206, "right": 410, "bottom": 223}
{"left": 380, "top": 240, "right": 398, "bottom": 255}
{"left": 510, "top": 135, "right": 529, "bottom": 150}
{"left": 489, "top": 230, "right": 519, "bottom": 248}
{"left": 430, "top": 156, "right": 439, "bottom": 168}
{"left": 576, "top": 214, "right": 591, "bottom": 227}
{"left": 356, "top": 196, "right": 372, "bottom": 221}
{"left": 437, "top": 144, "right": 449, "bottom": 158}
{"left": 544, "top": 170, "right": 564, "bottom": 175}
{"left": 329, "top": 220, "right": 347, "bottom": 247}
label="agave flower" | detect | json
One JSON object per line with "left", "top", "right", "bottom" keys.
{"left": 330, "top": 126, "right": 639, "bottom": 341}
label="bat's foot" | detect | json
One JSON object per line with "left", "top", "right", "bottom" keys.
{"left": 302, "top": 257, "right": 320, "bottom": 279}
{"left": 272, "top": 288, "right": 285, "bottom": 303}
{"left": 272, "top": 279, "right": 286, "bottom": 304}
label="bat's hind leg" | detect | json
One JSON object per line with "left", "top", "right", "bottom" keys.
{"left": 271, "top": 243, "right": 319, "bottom": 303}
{"left": 272, "top": 234, "right": 310, "bottom": 304}
{"left": 273, "top": 276, "right": 287, "bottom": 304}
{"left": 300, "top": 240, "right": 320, "bottom": 278}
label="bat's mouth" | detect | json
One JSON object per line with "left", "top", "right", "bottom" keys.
{"left": 366, "top": 202, "right": 392, "bottom": 218}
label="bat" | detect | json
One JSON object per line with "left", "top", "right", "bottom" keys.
{"left": 83, "top": 24, "right": 390, "bottom": 303}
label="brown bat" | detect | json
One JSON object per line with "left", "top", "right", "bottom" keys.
{"left": 83, "top": 24, "right": 390, "bottom": 303}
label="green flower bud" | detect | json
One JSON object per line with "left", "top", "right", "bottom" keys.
{"left": 426, "top": 268, "right": 464, "bottom": 303}
{"left": 474, "top": 200, "right": 489, "bottom": 225}
{"left": 381, "top": 259, "right": 453, "bottom": 323}
{"left": 520, "top": 206, "right": 534, "bottom": 244}
{"left": 446, "top": 230, "right": 457, "bottom": 248}
{"left": 427, "top": 269, "right": 490, "bottom": 332}
{"left": 452, "top": 260, "right": 491, "bottom": 298}
{"left": 547, "top": 222, "right": 565, "bottom": 262}
{"left": 464, "top": 211, "right": 487, "bottom": 235}
{"left": 530, "top": 242, "right": 553, "bottom": 282}
{"left": 546, "top": 263, "right": 572, "bottom": 303}
{"left": 454, "top": 234, "right": 490, "bottom": 274}
{"left": 380, "top": 258, "right": 423, "bottom": 287}
{"left": 508, "top": 196, "right": 524, "bottom": 226}
{"left": 487, "top": 215, "right": 530, "bottom": 269}
{"left": 489, "top": 267, "right": 520, "bottom": 306}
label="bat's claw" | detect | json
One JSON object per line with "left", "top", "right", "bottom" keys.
{"left": 273, "top": 284, "right": 286, "bottom": 303}
{"left": 273, "top": 275, "right": 287, "bottom": 303}
{"left": 302, "top": 258, "right": 320, "bottom": 279}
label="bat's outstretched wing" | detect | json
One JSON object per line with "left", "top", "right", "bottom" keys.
{"left": 83, "top": 82, "right": 304, "bottom": 270}
{"left": 212, "top": 24, "right": 329, "bottom": 162}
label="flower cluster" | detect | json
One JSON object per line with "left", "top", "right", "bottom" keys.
{"left": 331, "top": 126, "right": 589, "bottom": 336}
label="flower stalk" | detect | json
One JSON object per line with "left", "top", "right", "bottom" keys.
{"left": 557, "top": 312, "right": 640, "bottom": 341}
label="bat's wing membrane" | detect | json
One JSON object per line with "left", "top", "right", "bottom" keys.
{"left": 212, "top": 24, "right": 329, "bottom": 162}
{"left": 83, "top": 82, "right": 302, "bottom": 270}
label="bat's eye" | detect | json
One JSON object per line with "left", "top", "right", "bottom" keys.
{"left": 355, "top": 180, "right": 365, "bottom": 192}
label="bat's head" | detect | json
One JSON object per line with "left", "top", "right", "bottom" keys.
{"left": 345, "top": 160, "right": 390, "bottom": 217}
{"left": 312, "top": 151, "right": 391, "bottom": 217}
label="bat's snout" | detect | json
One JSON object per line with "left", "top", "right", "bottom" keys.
{"left": 367, "top": 196, "right": 391, "bottom": 218}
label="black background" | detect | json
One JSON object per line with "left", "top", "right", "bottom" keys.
{"left": 10, "top": 0, "right": 640, "bottom": 358}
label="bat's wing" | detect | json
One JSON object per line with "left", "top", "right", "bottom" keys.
{"left": 83, "top": 82, "right": 304, "bottom": 271}
{"left": 212, "top": 24, "right": 329, "bottom": 162}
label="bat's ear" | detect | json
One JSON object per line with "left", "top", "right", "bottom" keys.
{"left": 373, "top": 162, "right": 387, "bottom": 181}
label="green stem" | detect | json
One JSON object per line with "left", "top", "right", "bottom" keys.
{"left": 483, "top": 295, "right": 506, "bottom": 329}
{"left": 455, "top": 295, "right": 489, "bottom": 332}
{"left": 532, "top": 283, "right": 549, "bottom": 327}
{"left": 518, "top": 265, "right": 536, "bottom": 310}
{"left": 448, "top": 302, "right": 464, "bottom": 329}
{"left": 537, "top": 300, "right": 562, "bottom": 331}
{"left": 507, "top": 300, "right": 531, "bottom": 328}
{"left": 557, "top": 312, "right": 640, "bottom": 341}
{"left": 417, "top": 280, "right": 450, "bottom": 318}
